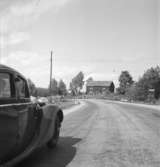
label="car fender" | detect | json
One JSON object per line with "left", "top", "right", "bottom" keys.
{"left": 37, "top": 104, "right": 63, "bottom": 146}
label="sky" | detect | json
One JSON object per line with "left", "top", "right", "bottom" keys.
{"left": 0, "top": 0, "right": 159, "bottom": 88}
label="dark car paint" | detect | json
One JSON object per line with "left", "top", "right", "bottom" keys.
{"left": 0, "top": 103, "right": 38, "bottom": 162}
{"left": 0, "top": 64, "right": 63, "bottom": 166}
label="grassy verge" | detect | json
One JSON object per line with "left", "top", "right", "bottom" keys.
{"left": 57, "top": 99, "right": 80, "bottom": 109}
{"left": 86, "top": 94, "right": 160, "bottom": 106}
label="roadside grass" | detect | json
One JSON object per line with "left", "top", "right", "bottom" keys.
{"left": 32, "top": 96, "right": 80, "bottom": 109}
{"left": 52, "top": 98, "right": 80, "bottom": 109}
{"left": 58, "top": 99, "right": 80, "bottom": 109}
{"left": 85, "top": 94, "right": 160, "bottom": 106}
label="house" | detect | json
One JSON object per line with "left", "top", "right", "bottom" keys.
{"left": 86, "top": 81, "right": 115, "bottom": 95}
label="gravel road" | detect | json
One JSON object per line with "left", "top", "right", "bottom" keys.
{"left": 17, "top": 99, "right": 160, "bottom": 167}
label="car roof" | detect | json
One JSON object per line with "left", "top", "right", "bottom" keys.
{"left": 0, "top": 64, "right": 26, "bottom": 79}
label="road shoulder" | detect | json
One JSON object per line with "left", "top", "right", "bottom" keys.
{"left": 63, "top": 101, "right": 86, "bottom": 116}
{"left": 104, "top": 99, "right": 160, "bottom": 110}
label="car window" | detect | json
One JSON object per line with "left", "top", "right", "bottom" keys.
{"left": 15, "top": 77, "right": 27, "bottom": 98}
{"left": 0, "top": 73, "right": 11, "bottom": 98}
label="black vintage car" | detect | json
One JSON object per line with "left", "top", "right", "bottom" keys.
{"left": 0, "top": 64, "right": 63, "bottom": 166}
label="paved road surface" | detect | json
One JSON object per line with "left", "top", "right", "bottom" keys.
{"left": 16, "top": 100, "right": 160, "bottom": 167}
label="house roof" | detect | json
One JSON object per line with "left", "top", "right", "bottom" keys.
{"left": 86, "top": 81, "right": 114, "bottom": 87}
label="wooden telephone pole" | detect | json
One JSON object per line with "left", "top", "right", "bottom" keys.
{"left": 50, "top": 51, "right": 53, "bottom": 95}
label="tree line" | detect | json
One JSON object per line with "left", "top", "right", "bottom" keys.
{"left": 28, "top": 65, "right": 160, "bottom": 102}
{"left": 117, "top": 66, "right": 160, "bottom": 102}
{"left": 28, "top": 79, "right": 67, "bottom": 97}
{"left": 28, "top": 71, "right": 85, "bottom": 97}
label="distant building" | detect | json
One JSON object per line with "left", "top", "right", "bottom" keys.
{"left": 86, "top": 81, "right": 115, "bottom": 95}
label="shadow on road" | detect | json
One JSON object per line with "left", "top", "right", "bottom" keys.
{"left": 16, "top": 136, "right": 81, "bottom": 167}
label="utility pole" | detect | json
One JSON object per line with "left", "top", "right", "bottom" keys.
{"left": 50, "top": 50, "right": 53, "bottom": 95}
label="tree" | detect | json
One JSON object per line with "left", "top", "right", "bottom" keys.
{"left": 125, "top": 66, "right": 160, "bottom": 101}
{"left": 70, "top": 71, "right": 84, "bottom": 95}
{"left": 143, "top": 66, "right": 160, "bottom": 99}
{"left": 125, "top": 83, "right": 136, "bottom": 100}
{"left": 58, "top": 80, "right": 67, "bottom": 96}
{"left": 86, "top": 77, "right": 93, "bottom": 82}
{"left": 49, "top": 78, "right": 58, "bottom": 95}
{"left": 136, "top": 66, "right": 160, "bottom": 100}
{"left": 36, "top": 87, "right": 49, "bottom": 97}
{"left": 27, "top": 79, "right": 37, "bottom": 96}
{"left": 69, "top": 82, "right": 76, "bottom": 96}
{"left": 118, "top": 71, "right": 134, "bottom": 94}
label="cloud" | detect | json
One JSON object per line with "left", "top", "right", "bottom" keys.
{"left": 1, "top": 49, "right": 95, "bottom": 88}
{"left": 0, "top": 0, "right": 72, "bottom": 49}
{"left": 2, "top": 50, "right": 49, "bottom": 68}
{"left": 9, "top": 32, "right": 30, "bottom": 44}
{"left": 0, "top": 0, "right": 72, "bottom": 33}
{"left": 1, "top": 50, "right": 51, "bottom": 86}
{"left": 9, "top": 1, "right": 36, "bottom": 17}
{"left": 2, "top": 50, "right": 84, "bottom": 87}
{"left": 10, "top": 0, "right": 71, "bottom": 16}
{"left": 0, "top": 32, "right": 30, "bottom": 48}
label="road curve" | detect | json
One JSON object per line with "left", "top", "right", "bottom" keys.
{"left": 16, "top": 100, "right": 160, "bottom": 167}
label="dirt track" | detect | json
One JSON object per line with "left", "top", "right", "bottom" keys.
{"left": 17, "top": 100, "right": 160, "bottom": 167}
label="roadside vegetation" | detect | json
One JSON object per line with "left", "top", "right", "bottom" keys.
{"left": 27, "top": 71, "right": 84, "bottom": 109}
{"left": 27, "top": 66, "right": 160, "bottom": 106}
{"left": 116, "top": 66, "right": 160, "bottom": 104}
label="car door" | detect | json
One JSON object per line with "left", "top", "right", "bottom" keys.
{"left": 0, "top": 72, "right": 19, "bottom": 161}
{"left": 0, "top": 72, "right": 41, "bottom": 162}
{"left": 13, "top": 75, "right": 40, "bottom": 153}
